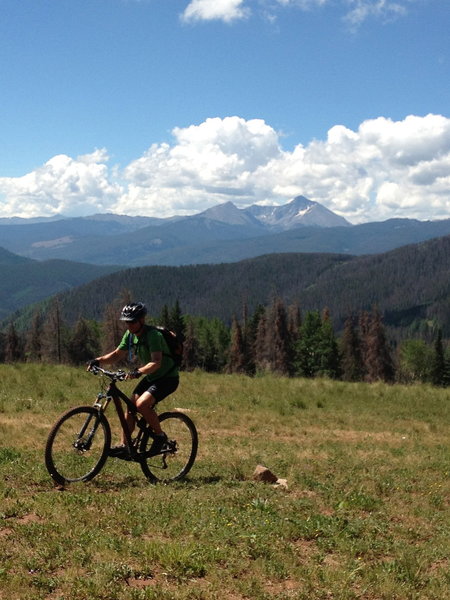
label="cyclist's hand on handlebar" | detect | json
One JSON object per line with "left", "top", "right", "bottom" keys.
{"left": 126, "top": 369, "right": 142, "bottom": 380}
{"left": 86, "top": 359, "right": 100, "bottom": 371}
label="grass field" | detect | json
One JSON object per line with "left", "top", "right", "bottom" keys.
{"left": 0, "top": 363, "right": 449, "bottom": 599}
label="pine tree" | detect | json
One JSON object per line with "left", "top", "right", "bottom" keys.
{"left": 245, "top": 304, "right": 265, "bottom": 375}
{"left": 362, "top": 308, "right": 394, "bottom": 383}
{"left": 318, "top": 308, "right": 340, "bottom": 379}
{"left": 160, "top": 304, "right": 170, "bottom": 328}
{"left": 358, "top": 310, "right": 371, "bottom": 374}
{"left": 431, "top": 329, "right": 446, "bottom": 386}
{"left": 269, "top": 297, "right": 292, "bottom": 376}
{"left": 170, "top": 300, "right": 185, "bottom": 340}
{"left": 287, "top": 302, "right": 301, "bottom": 344}
{"left": 254, "top": 308, "right": 269, "bottom": 373}
{"left": 295, "top": 310, "right": 323, "bottom": 377}
{"left": 240, "top": 301, "right": 253, "bottom": 375}
{"left": 0, "top": 331, "right": 5, "bottom": 362}
{"left": 397, "top": 339, "right": 433, "bottom": 383}
{"left": 68, "top": 317, "right": 100, "bottom": 365}
{"left": 5, "top": 321, "right": 22, "bottom": 363}
{"left": 25, "top": 309, "right": 44, "bottom": 362}
{"left": 200, "top": 326, "right": 217, "bottom": 372}
{"left": 182, "top": 319, "right": 200, "bottom": 372}
{"left": 242, "top": 301, "right": 249, "bottom": 334}
{"left": 340, "top": 315, "right": 364, "bottom": 381}
{"left": 443, "top": 345, "right": 450, "bottom": 388}
{"left": 41, "top": 298, "right": 68, "bottom": 364}
{"left": 227, "top": 316, "right": 247, "bottom": 374}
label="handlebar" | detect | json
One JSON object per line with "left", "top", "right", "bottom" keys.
{"left": 88, "top": 365, "right": 127, "bottom": 381}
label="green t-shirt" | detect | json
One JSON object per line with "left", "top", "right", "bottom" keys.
{"left": 118, "top": 325, "right": 179, "bottom": 383}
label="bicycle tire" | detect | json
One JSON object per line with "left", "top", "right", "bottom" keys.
{"left": 45, "top": 406, "right": 111, "bottom": 485}
{"left": 139, "top": 412, "right": 198, "bottom": 483}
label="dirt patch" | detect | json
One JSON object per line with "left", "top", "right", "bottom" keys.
{"left": 429, "top": 558, "right": 449, "bottom": 573}
{"left": 127, "top": 575, "right": 158, "bottom": 589}
{"left": 265, "top": 578, "right": 300, "bottom": 595}
{"left": 305, "top": 426, "right": 405, "bottom": 445}
{"left": 0, "top": 527, "right": 13, "bottom": 537}
{"left": 291, "top": 489, "right": 317, "bottom": 499}
{"left": 16, "top": 513, "right": 43, "bottom": 525}
{"left": 291, "top": 539, "right": 318, "bottom": 558}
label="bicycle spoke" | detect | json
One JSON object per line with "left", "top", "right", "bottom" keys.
{"left": 45, "top": 407, "right": 111, "bottom": 485}
{"left": 139, "top": 412, "right": 197, "bottom": 483}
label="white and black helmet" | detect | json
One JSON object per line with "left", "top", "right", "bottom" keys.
{"left": 119, "top": 302, "right": 147, "bottom": 321}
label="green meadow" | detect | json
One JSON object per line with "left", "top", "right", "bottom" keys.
{"left": 0, "top": 364, "right": 449, "bottom": 599}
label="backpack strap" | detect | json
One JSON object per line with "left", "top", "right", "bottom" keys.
{"left": 127, "top": 331, "right": 134, "bottom": 363}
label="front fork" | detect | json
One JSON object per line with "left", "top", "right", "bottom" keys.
{"left": 73, "top": 395, "right": 109, "bottom": 452}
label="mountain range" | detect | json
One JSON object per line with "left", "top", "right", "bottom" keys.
{"left": 1, "top": 195, "right": 450, "bottom": 337}
{"left": 7, "top": 195, "right": 450, "bottom": 267}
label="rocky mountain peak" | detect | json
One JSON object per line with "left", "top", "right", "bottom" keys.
{"left": 244, "top": 196, "right": 351, "bottom": 230}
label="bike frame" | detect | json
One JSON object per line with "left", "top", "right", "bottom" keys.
{"left": 93, "top": 369, "right": 155, "bottom": 459}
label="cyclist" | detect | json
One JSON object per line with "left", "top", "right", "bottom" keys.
{"left": 87, "top": 302, "right": 179, "bottom": 457}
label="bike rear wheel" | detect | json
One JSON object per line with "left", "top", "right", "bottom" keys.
{"left": 45, "top": 406, "right": 111, "bottom": 485}
{"left": 139, "top": 412, "right": 198, "bottom": 483}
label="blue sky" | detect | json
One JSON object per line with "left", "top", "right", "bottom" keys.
{"left": 0, "top": 0, "right": 449, "bottom": 223}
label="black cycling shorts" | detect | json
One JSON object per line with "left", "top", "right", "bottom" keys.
{"left": 133, "top": 376, "right": 179, "bottom": 404}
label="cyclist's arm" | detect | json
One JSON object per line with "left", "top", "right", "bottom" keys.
{"left": 135, "top": 351, "right": 162, "bottom": 377}
{"left": 96, "top": 347, "right": 127, "bottom": 365}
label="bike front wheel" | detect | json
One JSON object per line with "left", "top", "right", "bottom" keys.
{"left": 45, "top": 406, "right": 111, "bottom": 485}
{"left": 139, "top": 412, "right": 198, "bottom": 483}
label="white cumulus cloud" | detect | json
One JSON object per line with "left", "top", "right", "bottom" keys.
{"left": 1, "top": 114, "right": 449, "bottom": 223}
{"left": 182, "top": 0, "right": 250, "bottom": 23}
{"left": 0, "top": 149, "right": 122, "bottom": 218}
{"left": 116, "top": 117, "right": 281, "bottom": 216}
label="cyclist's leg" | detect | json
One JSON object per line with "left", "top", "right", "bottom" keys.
{"left": 116, "top": 377, "right": 158, "bottom": 446}
{"left": 135, "top": 391, "right": 163, "bottom": 434}
{"left": 135, "top": 378, "right": 179, "bottom": 449}
{"left": 119, "top": 404, "right": 137, "bottom": 446}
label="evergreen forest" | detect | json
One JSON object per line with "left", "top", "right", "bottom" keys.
{"left": 2, "top": 292, "right": 449, "bottom": 387}
{"left": 2, "top": 234, "right": 450, "bottom": 386}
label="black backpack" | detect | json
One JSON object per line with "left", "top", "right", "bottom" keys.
{"left": 151, "top": 325, "right": 184, "bottom": 367}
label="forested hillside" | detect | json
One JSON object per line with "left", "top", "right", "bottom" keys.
{"left": 42, "top": 252, "right": 354, "bottom": 326}
{"left": 299, "top": 235, "right": 450, "bottom": 339}
{"left": 7, "top": 234, "right": 450, "bottom": 340}
{"left": 0, "top": 251, "right": 123, "bottom": 321}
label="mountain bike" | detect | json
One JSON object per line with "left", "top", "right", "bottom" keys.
{"left": 44, "top": 366, "right": 198, "bottom": 486}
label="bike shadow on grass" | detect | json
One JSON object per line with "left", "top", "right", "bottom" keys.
{"left": 79, "top": 474, "right": 225, "bottom": 492}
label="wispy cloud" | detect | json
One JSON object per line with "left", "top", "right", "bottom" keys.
{"left": 1, "top": 115, "right": 449, "bottom": 223}
{"left": 344, "top": 0, "right": 408, "bottom": 28}
{"left": 181, "top": 0, "right": 416, "bottom": 25}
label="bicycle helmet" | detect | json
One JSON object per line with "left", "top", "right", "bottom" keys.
{"left": 119, "top": 302, "right": 147, "bottom": 321}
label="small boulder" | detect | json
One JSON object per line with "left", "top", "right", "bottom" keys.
{"left": 252, "top": 465, "right": 278, "bottom": 484}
